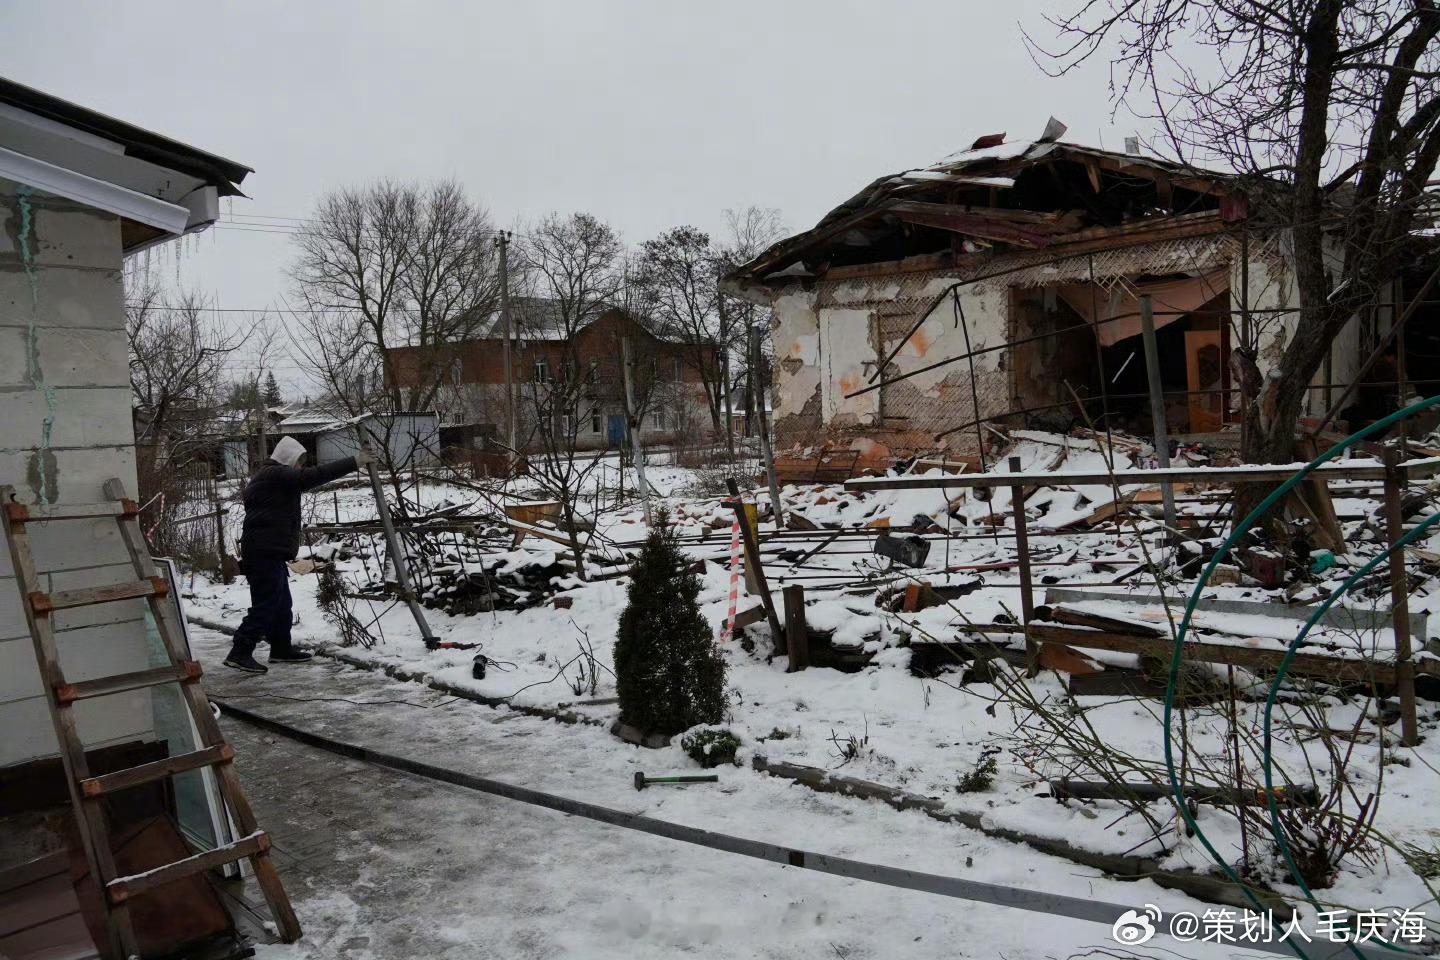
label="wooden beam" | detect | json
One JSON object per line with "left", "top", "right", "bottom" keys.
{"left": 845, "top": 456, "right": 1440, "bottom": 491}
{"left": 1027, "top": 623, "right": 1409, "bottom": 684}
{"left": 889, "top": 201, "right": 1054, "bottom": 248}
{"left": 817, "top": 212, "right": 1226, "bottom": 284}
{"left": 889, "top": 201, "right": 1078, "bottom": 228}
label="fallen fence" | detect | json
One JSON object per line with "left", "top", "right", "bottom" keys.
{"left": 845, "top": 453, "right": 1440, "bottom": 737}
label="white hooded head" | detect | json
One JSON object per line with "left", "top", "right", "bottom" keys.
{"left": 271, "top": 436, "right": 306, "bottom": 467}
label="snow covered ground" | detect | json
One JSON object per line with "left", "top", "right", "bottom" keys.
{"left": 183, "top": 441, "right": 1440, "bottom": 955}
{"left": 197, "top": 625, "right": 1311, "bottom": 960}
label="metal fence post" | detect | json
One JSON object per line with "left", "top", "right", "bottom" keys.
{"left": 1009, "top": 456, "right": 1037, "bottom": 673}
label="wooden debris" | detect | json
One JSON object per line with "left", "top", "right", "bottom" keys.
{"left": 1044, "top": 604, "right": 1164, "bottom": 637}
{"left": 1037, "top": 642, "right": 1105, "bottom": 675}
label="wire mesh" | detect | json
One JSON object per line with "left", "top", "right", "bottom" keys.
{"left": 806, "top": 232, "right": 1263, "bottom": 455}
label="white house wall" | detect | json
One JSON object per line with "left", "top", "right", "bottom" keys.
{"left": 0, "top": 178, "right": 154, "bottom": 767}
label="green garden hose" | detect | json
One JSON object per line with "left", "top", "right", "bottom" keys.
{"left": 1261, "top": 507, "right": 1440, "bottom": 937}
{"left": 1163, "top": 393, "right": 1440, "bottom": 959}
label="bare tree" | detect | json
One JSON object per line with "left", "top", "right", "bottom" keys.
{"left": 520, "top": 212, "right": 623, "bottom": 338}
{"left": 505, "top": 213, "right": 625, "bottom": 571}
{"left": 290, "top": 178, "right": 499, "bottom": 487}
{"left": 128, "top": 281, "right": 251, "bottom": 467}
{"left": 717, "top": 207, "right": 786, "bottom": 444}
{"left": 126, "top": 275, "right": 259, "bottom": 557}
{"left": 634, "top": 226, "right": 727, "bottom": 434}
{"left": 1030, "top": 1, "right": 1440, "bottom": 515}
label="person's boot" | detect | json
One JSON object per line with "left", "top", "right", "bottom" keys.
{"left": 223, "top": 649, "right": 268, "bottom": 673}
{"left": 268, "top": 647, "right": 314, "bottom": 664}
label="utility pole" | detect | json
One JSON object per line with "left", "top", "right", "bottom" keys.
{"left": 620, "top": 337, "right": 653, "bottom": 525}
{"left": 495, "top": 231, "right": 516, "bottom": 457}
{"left": 717, "top": 284, "right": 737, "bottom": 465}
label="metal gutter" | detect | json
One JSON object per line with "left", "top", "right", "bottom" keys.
{"left": 0, "top": 144, "right": 190, "bottom": 234}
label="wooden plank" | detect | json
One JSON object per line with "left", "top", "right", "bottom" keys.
{"left": 846, "top": 455, "right": 1440, "bottom": 491}
{"left": 107, "top": 832, "right": 270, "bottom": 903}
{"left": 1382, "top": 449, "right": 1420, "bottom": 747}
{"left": 504, "top": 517, "right": 581, "bottom": 549}
{"left": 32, "top": 577, "right": 165, "bottom": 613}
{"left": 1047, "top": 606, "right": 1164, "bottom": 637}
{"left": 1042, "top": 586, "right": 1429, "bottom": 637}
{"left": 732, "top": 604, "right": 768, "bottom": 630}
{"left": 4, "top": 499, "right": 139, "bottom": 522}
{"left": 1026, "top": 623, "right": 1402, "bottom": 683}
{"left": 80, "top": 745, "right": 232, "bottom": 798}
{"left": 817, "top": 212, "right": 1226, "bottom": 285}
{"left": 57, "top": 661, "right": 201, "bottom": 704}
{"left": 783, "top": 585, "right": 809, "bottom": 672}
{"left": 0, "top": 851, "right": 68, "bottom": 898}
{"left": 726, "top": 479, "right": 784, "bottom": 645}
{"left": 1295, "top": 438, "right": 1345, "bottom": 554}
{"left": 305, "top": 522, "right": 487, "bottom": 535}
{"left": 889, "top": 201, "right": 1054, "bottom": 247}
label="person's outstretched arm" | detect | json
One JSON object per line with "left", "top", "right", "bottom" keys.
{"left": 294, "top": 443, "right": 376, "bottom": 492}
{"left": 295, "top": 456, "right": 358, "bottom": 492}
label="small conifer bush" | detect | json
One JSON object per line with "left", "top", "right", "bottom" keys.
{"left": 614, "top": 516, "right": 727, "bottom": 736}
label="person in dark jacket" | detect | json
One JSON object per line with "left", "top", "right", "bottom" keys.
{"left": 224, "top": 435, "right": 374, "bottom": 673}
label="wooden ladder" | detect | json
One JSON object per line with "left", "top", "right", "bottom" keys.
{"left": 1, "top": 479, "right": 301, "bottom": 959}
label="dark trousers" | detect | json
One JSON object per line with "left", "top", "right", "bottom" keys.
{"left": 231, "top": 556, "right": 293, "bottom": 658}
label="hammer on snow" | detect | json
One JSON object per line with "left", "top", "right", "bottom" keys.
{"left": 634, "top": 772, "right": 720, "bottom": 791}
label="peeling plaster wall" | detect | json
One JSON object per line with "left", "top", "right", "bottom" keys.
{"left": 0, "top": 179, "right": 154, "bottom": 767}
{"left": 768, "top": 231, "right": 1343, "bottom": 457}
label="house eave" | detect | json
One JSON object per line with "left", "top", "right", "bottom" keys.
{"left": 0, "top": 144, "right": 191, "bottom": 234}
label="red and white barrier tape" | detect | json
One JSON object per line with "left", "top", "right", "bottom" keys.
{"left": 144, "top": 491, "right": 165, "bottom": 548}
{"left": 718, "top": 507, "right": 743, "bottom": 643}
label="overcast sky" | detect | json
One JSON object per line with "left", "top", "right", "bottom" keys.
{"left": 5, "top": 1, "right": 1138, "bottom": 396}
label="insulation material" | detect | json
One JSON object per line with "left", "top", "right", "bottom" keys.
{"left": 1055, "top": 269, "right": 1229, "bottom": 346}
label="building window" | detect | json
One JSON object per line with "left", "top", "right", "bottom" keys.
{"left": 590, "top": 408, "right": 602, "bottom": 433}
{"left": 589, "top": 359, "right": 600, "bottom": 384}
{"left": 559, "top": 412, "right": 573, "bottom": 437}
{"left": 651, "top": 409, "right": 666, "bottom": 430}
{"left": 534, "top": 358, "right": 551, "bottom": 384}
{"left": 673, "top": 356, "right": 683, "bottom": 381}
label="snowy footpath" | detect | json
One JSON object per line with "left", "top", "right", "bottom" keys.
{"left": 193, "top": 623, "right": 1288, "bottom": 960}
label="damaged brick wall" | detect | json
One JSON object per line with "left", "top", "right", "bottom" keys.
{"left": 768, "top": 229, "right": 1326, "bottom": 460}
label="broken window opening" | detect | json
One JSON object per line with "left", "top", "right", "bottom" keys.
{"left": 1010, "top": 279, "right": 1233, "bottom": 436}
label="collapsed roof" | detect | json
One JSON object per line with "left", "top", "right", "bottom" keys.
{"left": 727, "top": 119, "right": 1242, "bottom": 294}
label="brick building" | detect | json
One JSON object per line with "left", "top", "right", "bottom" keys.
{"left": 385, "top": 303, "right": 719, "bottom": 454}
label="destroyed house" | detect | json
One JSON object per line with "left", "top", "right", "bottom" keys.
{"left": 385, "top": 303, "right": 718, "bottom": 453}
{"left": 725, "top": 124, "right": 1402, "bottom": 462}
